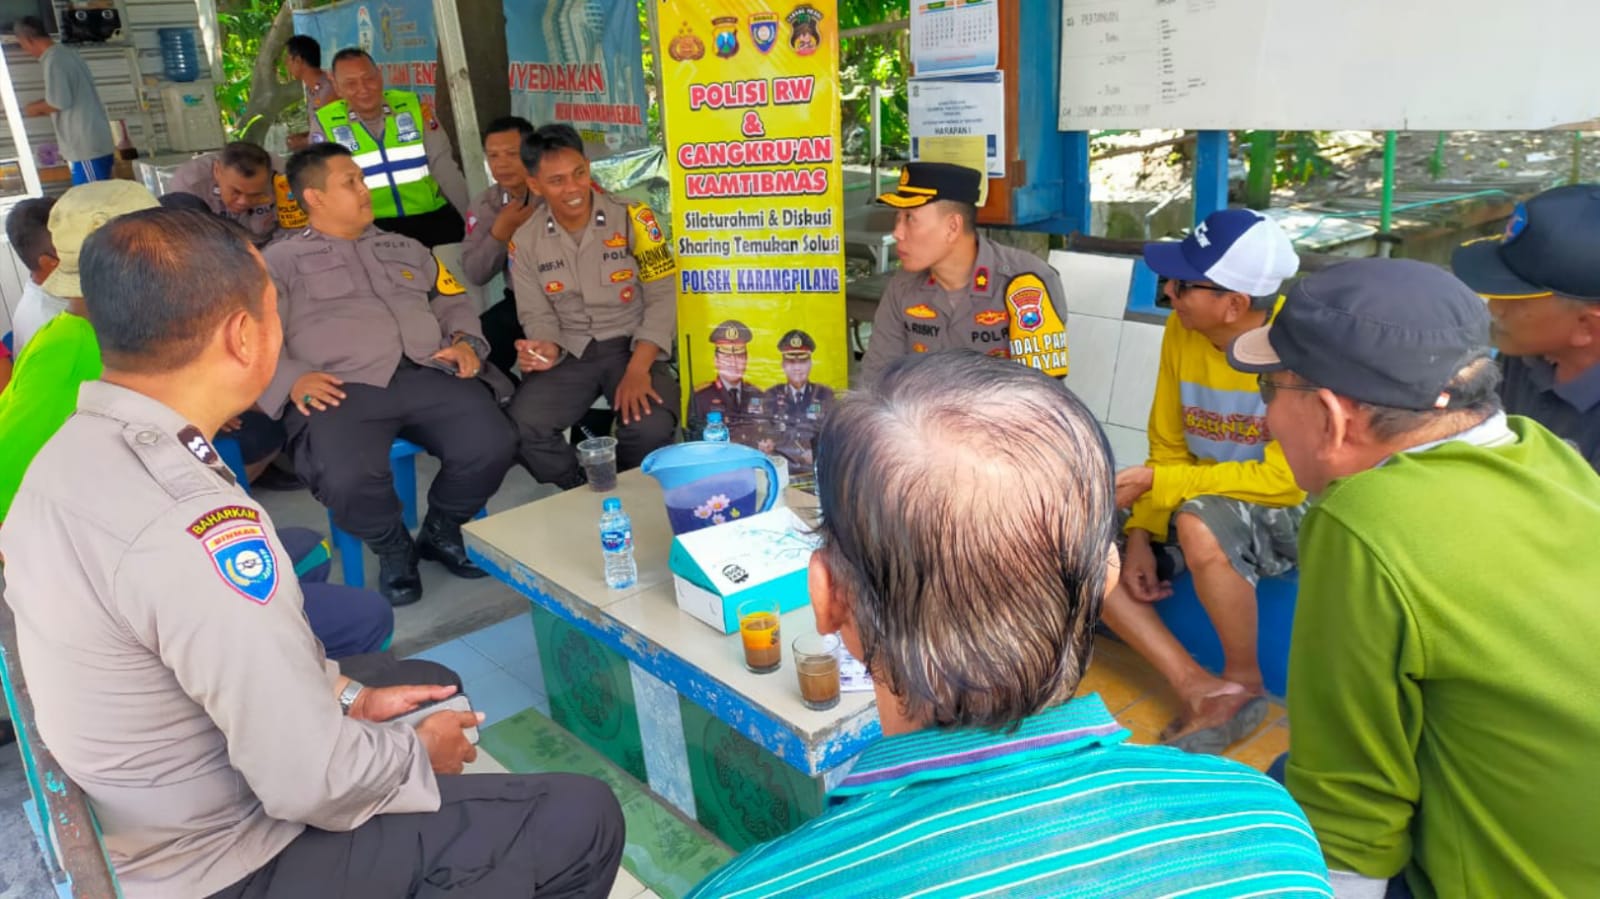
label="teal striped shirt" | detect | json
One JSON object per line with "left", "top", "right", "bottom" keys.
{"left": 688, "top": 695, "right": 1330, "bottom": 898}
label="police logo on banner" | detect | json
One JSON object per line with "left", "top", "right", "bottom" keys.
{"left": 749, "top": 12, "right": 778, "bottom": 53}
{"left": 189, "top": 505, "right": 279, "bottom": 605}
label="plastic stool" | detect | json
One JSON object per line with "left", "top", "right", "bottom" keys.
{"left": 215, "top": 436, "right": 249, "bottom": 493}
{"left": 1148, "top": 569, "right": 1300, "bottom": 697}
{"left": 328, "top": 439, "right": 487, "bottom": 588}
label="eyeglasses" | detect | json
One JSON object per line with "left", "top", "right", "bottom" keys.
{"left": 1168, "top": 279, "right": 1230, "bottom": 296}
{"left": 1257, "top": 374, "right": 1321, "bottom": 404}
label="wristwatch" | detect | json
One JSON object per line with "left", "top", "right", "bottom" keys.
{"left": 338, "top": 680, "right": 365, "bottom": 716}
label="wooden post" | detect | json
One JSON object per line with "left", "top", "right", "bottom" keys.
{"left": 430, "top": 0, "right": 510, "bottom": 197}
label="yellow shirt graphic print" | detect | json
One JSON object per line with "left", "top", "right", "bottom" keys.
{"left": 1005, "top": 273, "right": 1069, "bottom": 376}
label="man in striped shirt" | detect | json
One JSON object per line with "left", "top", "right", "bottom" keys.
{"left": 687, "top": 352, "right": 1330, "bottom": 899}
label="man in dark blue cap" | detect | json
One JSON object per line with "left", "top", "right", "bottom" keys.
{"left": 860, "top": 162, "right": 1068, "bottom": 385}
{"left": 1451, "top": 184, "right": 1600, "bottom": 473}
{"left": 1227, "top": 257, "right": 1600, "bottom": 899}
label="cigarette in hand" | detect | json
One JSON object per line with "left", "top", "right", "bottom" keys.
{"left": 523, "top": 347, "right": 551, "bottom": 364}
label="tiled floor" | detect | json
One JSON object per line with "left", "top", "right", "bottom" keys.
{"left": 419, "top": 616, "right": 1289, "bottom": 899}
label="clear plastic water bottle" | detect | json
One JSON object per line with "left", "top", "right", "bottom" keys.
{"left": 599, "top": 498, "right": 637, "bottom": 589}
{"left": 704, "top": 410, "right": 730, "bottom": 443}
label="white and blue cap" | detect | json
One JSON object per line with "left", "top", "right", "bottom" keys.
{"left": 1143, "top": 208, "right": 1300, "bottom": 297}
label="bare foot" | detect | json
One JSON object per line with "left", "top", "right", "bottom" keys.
{"left": 1160, "top": 682, "right": 1265, "bottom": 743}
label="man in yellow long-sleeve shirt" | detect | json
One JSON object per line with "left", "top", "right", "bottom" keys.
{"left": 1103, "top": 209, "right": 1307, "bottom": 754}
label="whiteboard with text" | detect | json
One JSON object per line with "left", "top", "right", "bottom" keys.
{"left": 1058, "top": 0, "right": 1600, "bottom": 131}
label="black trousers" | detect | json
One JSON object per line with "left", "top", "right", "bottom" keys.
{"left": 479, "top": 291, "right": 524, "bottom": 383}
{"left": 285, "top": 363, "right": 517, "bottom": 543}
{"left": 376, "top": 205, "right": 466, "bottom": 249}
{"left": 209, "top": 657, "right": 624, "bottom": 899}
{"left": 507, "top": 338, "right": 679, "bottom": 487}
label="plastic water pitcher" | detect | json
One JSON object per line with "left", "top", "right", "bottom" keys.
{"left": 158, "top": 28, "right": 200, "bottom": 83}
{"left": 640, "top": 442, "right": 781, "bottom": 536}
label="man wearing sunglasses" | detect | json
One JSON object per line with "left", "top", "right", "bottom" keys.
{"left": 1101, "top": 208, "right": 1307, "bottom": 754}
{"left": 1227, "top": 257, "right": 1600, "bottom": 899}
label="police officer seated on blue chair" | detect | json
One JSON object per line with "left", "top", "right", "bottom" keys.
{"left": 260, "top": 144, "right": 517, "bottom": 607}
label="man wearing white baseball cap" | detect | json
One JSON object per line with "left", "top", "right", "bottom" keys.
{"left": 1102, "top": 208, "right": 1308, "bottom": 754}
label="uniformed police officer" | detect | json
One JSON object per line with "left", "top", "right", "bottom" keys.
{"left": 311, "top": 48, "right": 470, "bottom": 249}
{"left": 689, "top": 319, "right": 767, "bottom": 443}
{"left": 508, "top": 123, "right": 679, "bottom": 488}
{"left": 0, "top": 207, "right": 624, "bottom": 899}
{"left": 765, "top": 329, "right": 834, "bottom": 472}
{"left": 461, "top": 115, "right": 540, "bottom": 380}
{"left": 861, "top": 162, "right": 1070, "bottom": 385}
{"left": 167, "top": 141, "right": 305, "bottom": 248}
{"left": 263, "top": 143, "right": 516, "bottom": 606}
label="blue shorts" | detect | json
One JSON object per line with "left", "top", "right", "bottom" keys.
{"left": 69, "top": 154, "right": 115, "bottom": 185}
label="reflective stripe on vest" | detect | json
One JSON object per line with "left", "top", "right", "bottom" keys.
{"left": 315, "top": 92, "right": 446, "bottom": 220}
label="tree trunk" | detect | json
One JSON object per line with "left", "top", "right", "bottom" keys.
{"left": 235, "top": 0, "right": 304, "bottom": 144}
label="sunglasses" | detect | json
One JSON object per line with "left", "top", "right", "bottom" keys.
{"left": 1257, "top": 374, "right": 1320, "bottom": 404}
{"left": 1167, "top": 279, "right": 1230, "bottom": 296}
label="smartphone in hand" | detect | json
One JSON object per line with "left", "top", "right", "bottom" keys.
{"left": 390, "top": 693, "right": 479, "bottom": 744}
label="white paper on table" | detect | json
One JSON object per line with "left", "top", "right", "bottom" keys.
{"left": 910, "top": 0, "right": 999, "bottom": 77}
{"left": 837, "top": 643, "right": 874, "bottom": 693}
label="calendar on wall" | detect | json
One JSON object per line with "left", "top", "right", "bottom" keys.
{"left": 910, "top": 0, "right": 999, "bottom": 77}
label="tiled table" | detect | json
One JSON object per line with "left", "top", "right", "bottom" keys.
{"left": 464, "top": 471, "right": 880, "bottom": 851}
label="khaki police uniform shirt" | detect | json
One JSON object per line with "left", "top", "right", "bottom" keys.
{"left": 461, "top": 184, "right": 541, "bottom": 287}
{"left": 261, "top": 226, "right": 485, "bottom": 416}
{"left": 859, "top": 237, "right": 1069, "bottom": 386}
{"left": 308, "top": 102, "right": 471, "bottom": 218}
{"left": 0, "top": 381, "right": 440, "bottom": 898}
{"left": 509, "top": 190, "right": 677, "bottom": 359}
{"left": 167, "top": 151, "right": 288, "bottom": 247}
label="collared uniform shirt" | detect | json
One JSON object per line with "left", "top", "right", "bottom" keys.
{"left": 860, "top": 237, "right": 1068, "bottom": 386}
{"left": 0, "top": 381, "right": 440, "bottom": 898}
{"left": 305, "top": 71, "right": 338, "bottom": 119}
{"left": 508, "top": 190, "right": 677, "bottom": 359}
{"left": 260, "top": 226, "right": 485, "bottom": 416}
{"left": 766, "top": 381, "right": 833, "bottom": 430}
{"left": 1499, "top": 354, "right": 1600, "bottom": 473}
{"left": 309, "top": 101, "right": 471, "bottom": 218}
{"left": 167, "top": 151, "right": 292, "bottom": 247}
{"left": 687, "top": 695, "right": 1330, "bottom": 898}
{"left": 461, "top": 184, "right": 541, "bottom": 286}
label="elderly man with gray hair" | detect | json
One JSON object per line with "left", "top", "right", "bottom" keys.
{"left": 1227, "top": 258, "right": 1600, "bottom": 898}
{"left": 687, "top": 351, "right": 1329, "bottom": 899}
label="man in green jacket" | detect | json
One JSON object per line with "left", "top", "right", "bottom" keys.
{"left": 1228, "top": 257, "right": 1600, "bottom": 899}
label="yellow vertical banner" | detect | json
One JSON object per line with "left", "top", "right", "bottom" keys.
{"left": 657, "top": 0, "right": 846, "bottom": 477}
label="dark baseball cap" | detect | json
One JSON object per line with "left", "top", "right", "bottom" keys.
{"left": 1451, "top": 184, "right": 1600, "bottom": 302}
{"left": 876, "top": 162, "right": 983, "bottom": 208}
{"left": 1228, "top": 258, "right": 1491, "bottom": 410}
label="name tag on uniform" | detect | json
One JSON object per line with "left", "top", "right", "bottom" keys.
{"left": 395, "top": 111, "right": 421, "bottom": 143}
{"left": 332, "top": 125, "right": 360, "bottom": 153}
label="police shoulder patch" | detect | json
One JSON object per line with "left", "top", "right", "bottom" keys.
{"left": 189, "top": 505, "right": 278, "bottom": 605}
{"left": 434, "top": 257, "right": 466, "bottom": 296}
{"left": 628, "top": 203, "right": 676, "bottom": 283}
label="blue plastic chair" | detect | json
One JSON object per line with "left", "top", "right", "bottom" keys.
{"left": 215, "top": 436, "right": 249, "bottom": 494}
{"left": 1148, "top": 570, "right": 1300, "bottom": 697}
{"left": 2, "top": 331, "right": 13, "bottom": 354}
{"left": 327, "top": 439, "right": 486, "bottom": 588}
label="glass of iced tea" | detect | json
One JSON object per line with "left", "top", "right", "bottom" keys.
{"left": 737, "top": 599, "right": 782, "bottom": 674}
{"left": 792, "top": 632, "right": 840, "bottom": 711}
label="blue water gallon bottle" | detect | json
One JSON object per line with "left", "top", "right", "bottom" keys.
{"left": 158, "top": 28, "right": 200, "bottom": 83}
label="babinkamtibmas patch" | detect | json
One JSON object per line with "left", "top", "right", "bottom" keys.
{"left": 434, "top": 258, "right": 466, "bottom": 296}
{"left": 629, "top": 203, "right": 676, "bottom": 282}
{"left": 189, "top": 505, "right": 278, "bottom": 605}
{"left": 274, "top": 174, "right": 308, "bottom": 230}
{"left": 1005, "top": 272, "right": 1069, "bottom": 377}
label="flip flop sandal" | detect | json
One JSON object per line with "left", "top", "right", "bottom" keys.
{"left": 1164, "top": 693, "right": 1270, "bottom": 756}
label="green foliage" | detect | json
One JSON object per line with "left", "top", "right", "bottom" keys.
{"left": 215, "top": 0, "right": 294, "bottom": 137}
{"left": 838, "top": 0, "right": 909, "bottom": 162}
{"left": 1276, "top": 131, "right": 1334, "bottom": 185}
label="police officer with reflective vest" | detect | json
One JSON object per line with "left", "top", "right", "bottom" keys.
{"left": 167, "top": 141, "right": 306, "bottom": 247}
{"left": 310, "top": 48, "right": 470, "bottom": 249}
{"left": 263, "top": 144, "right": 516, "bottom": 606}
{"left": 765, "top": 329, "right": 833, "bottom": 472}
{"left": 861, "top": 162, "right": 1070, "bottom": 386}
{"left": 508, "top": 124, "right": 679, "bottom": 489}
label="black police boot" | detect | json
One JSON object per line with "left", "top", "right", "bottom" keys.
{"left": 369, "top": 526, "right": 423, "bottom": 607}
{"left": 416, "top": 509, "right": 488, "bottom": 579}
